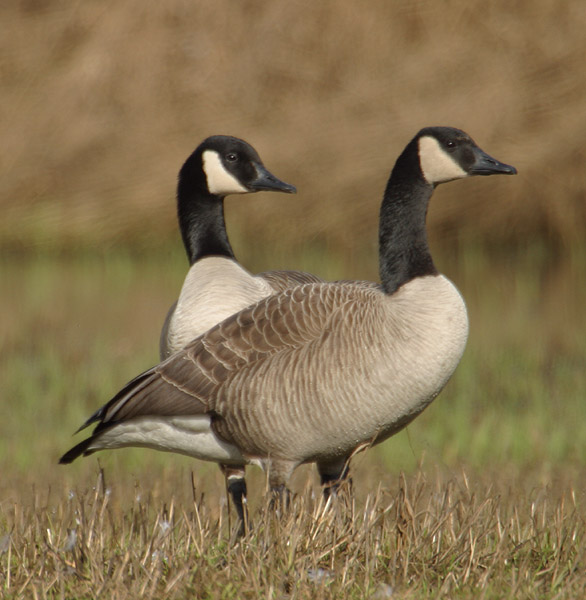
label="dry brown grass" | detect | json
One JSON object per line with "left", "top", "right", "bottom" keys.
{"left": 1, "top": 466, "right": 584, "bottom": 599}
{"left": 1, "top": 246, "right": 585, "bottom": 597}
{"left": 2, "top": 0, "right": 586, "bottom": 255}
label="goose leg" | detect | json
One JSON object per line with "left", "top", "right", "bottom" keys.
{"left": 270, "top": 484, "right": 292, "bottom": 510}
{"left": 220, "top": 464, "right": 248, "bottom": 536}
{"left": 268, "top": 459, "right": 296, "bottom": 511}
{"left": 317, "top": 458, "right": 352, "bottom": 499}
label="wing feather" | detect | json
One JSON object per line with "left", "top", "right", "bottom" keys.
{"left": 156, "top": 283, "right": 361, "bottom": 410}
{"left": 258, "top": 269, "right": 324, "bottom": 292}
{"left": 71, "top": 282, "right": 374, "bottom": 449}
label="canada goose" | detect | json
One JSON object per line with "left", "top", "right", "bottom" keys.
{"left": 159, "top": 135, "right": 308, "bottom": 360}
{"left": 60, "top": 127, "right": 516, "bottom": 505}
{"left": 155, "top": 135, "right": 321, "bottom": 526}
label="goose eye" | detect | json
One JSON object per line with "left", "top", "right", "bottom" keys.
{"left": 446, "top": 140, "right": 456, "bottom": 149}
{"left": 225, "top": 153, "right": 238, "bottom": 162}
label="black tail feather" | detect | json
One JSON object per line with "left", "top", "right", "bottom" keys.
{"left": 59, "top": 436, "right": 96, "bottom": 464}
{"left": 61, "top": 364, "right": 176, "bottom": 465}
{"left": 72, "top": 367, "right": 157, "bottom": 435}
{"left": 74, "top": 406, "right": 106, "bottom": 434}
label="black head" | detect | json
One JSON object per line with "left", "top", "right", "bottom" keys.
{"left": 179, "top": 135, "right": 296, "bottom": 197}
{"left": 415, "top": 126, "right": 517, "bottom": 185}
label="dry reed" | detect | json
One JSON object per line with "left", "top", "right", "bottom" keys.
{"left": 1, "top": 0, "right": 585, "bottom": 254}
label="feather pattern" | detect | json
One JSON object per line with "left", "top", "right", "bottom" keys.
{"left": 162, "top": 259, "right": 326, "bottom": 358}
{"left": 88, "top": 276, "right": 467, "bottom": 474}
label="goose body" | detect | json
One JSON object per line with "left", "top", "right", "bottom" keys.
{"left": 61, "top": 127, "right": 516, "bottom": 495}
{"left": 78, "top": 275, "right": 465, "bottom": 465}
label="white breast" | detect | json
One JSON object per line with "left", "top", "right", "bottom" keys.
{"left": 328, "top": 274, "right": 469, "bottom": 452}
{"left": 165, "top": 257, "right": 274, "bottom": 355}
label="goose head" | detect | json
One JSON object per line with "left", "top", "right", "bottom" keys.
{"left": 416, "top": 126, "right": 517, "bottom": 186}
{"left": 176, "top": 135, "right": 296, "bottom": 264}
{"left": 179, "top": 135, "right": 297, "bottom": 198}
{"left": 380, "top": 126, "right": 517, "bottom": 294}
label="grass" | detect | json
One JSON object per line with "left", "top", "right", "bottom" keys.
{"left": 2, "top": 2, "right": 585, "bottom": 595}
{"left": 1, "top": 243, "right": 585, "bottom": 473}
{"left": 1, "top": 468, "right": 584, "bottom": 599}
{"left": 1, "top": 244, "right": 585, "bottom": 597}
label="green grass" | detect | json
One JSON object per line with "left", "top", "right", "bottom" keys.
{"left": 1, "top": 243, "right": 585, "bottom": 598}
{"left": 2, "top": 243, "right": 584, "bottom": 475}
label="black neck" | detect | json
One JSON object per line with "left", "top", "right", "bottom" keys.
{"left": 177, "top": 181, "right": 235, "bottom": 265}
{"left": 378, "top": 139, "right": 438, "bottom": 295}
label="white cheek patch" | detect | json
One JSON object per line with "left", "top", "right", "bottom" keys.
{"left": 419, "top": 136, "right": 468, "bottom": 184}
{"left": 202, "top": 150, "right": 249, "bottom": 195}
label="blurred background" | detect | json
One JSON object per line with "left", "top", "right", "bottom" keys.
{"left": 1, "top": 0, "right": 585, "bottom": 493}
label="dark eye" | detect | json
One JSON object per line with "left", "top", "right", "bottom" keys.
{"left": 225, "top": 152, "right": 238, "bottom": 162}
{"left": 446, "top": 140, "right": 456, "bottom": 149}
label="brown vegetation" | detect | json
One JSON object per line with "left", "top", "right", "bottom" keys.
{"left": 1, "top": 467, "right": 584, "bottom": 599}
{"left": 2, "top": 0, "right": 585, "bottom": 255}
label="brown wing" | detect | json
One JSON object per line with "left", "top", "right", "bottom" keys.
{"left": 92, "top": 283, "right": 353, "bottom": 433}
{"left": 258, "top": 269, "right": 325, "bottom": 292}
{"left": 334, "top": 279, "right": 383, "bottom": 291}
{"left": 161, "top": 282, "right": 345, "bottom": 399}
{"left": 90, "top": 365, "right": 208, "bottom": 428}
